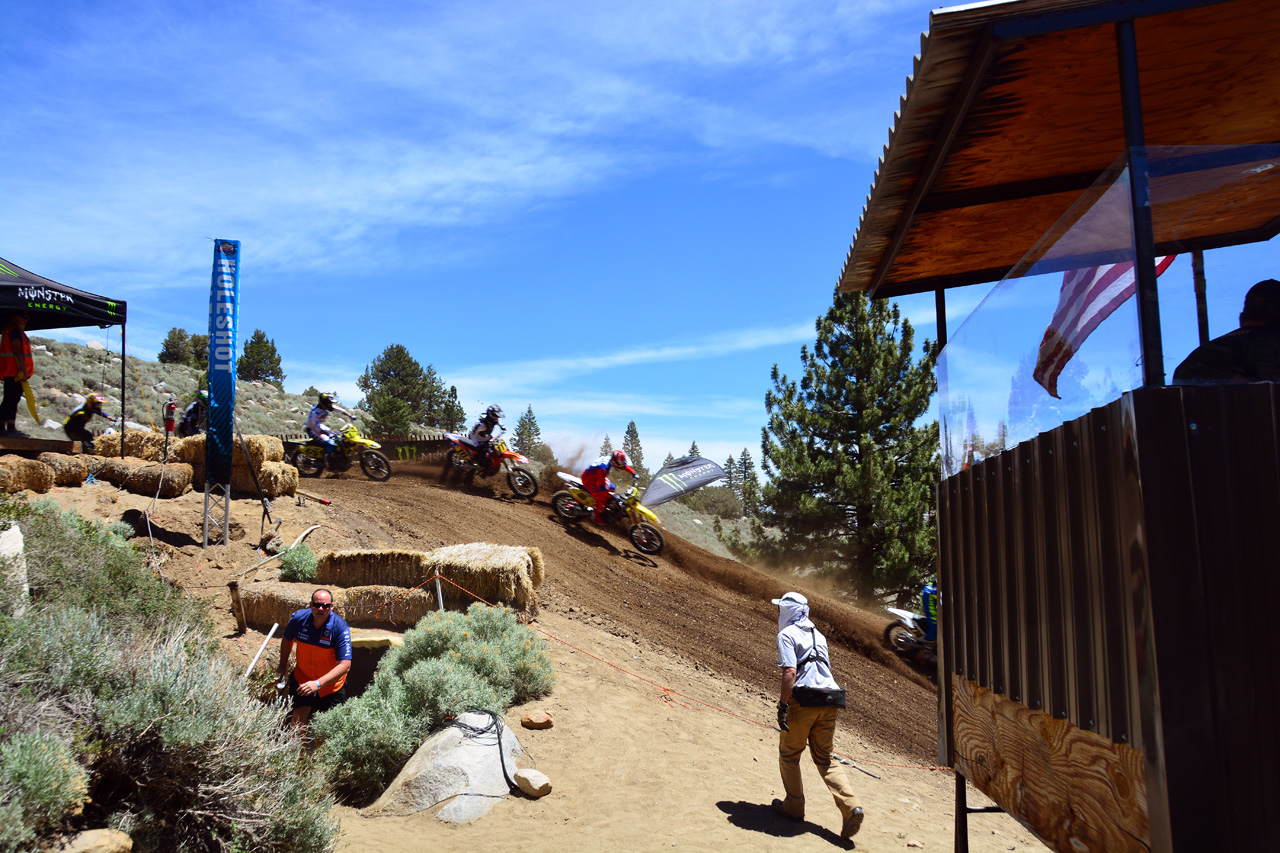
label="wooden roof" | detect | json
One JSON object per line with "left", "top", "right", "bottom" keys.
{"left": 838, "top": 0, "right": 1280, "bottom": 298}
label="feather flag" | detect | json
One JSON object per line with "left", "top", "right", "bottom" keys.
{"left": 1033, "top": 256, "right": 1175, "bottom": 398}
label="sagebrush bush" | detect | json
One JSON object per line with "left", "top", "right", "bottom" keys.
{"left": 312, "top": 602, "right": 554, "bottom": 802}
{"left": 0, "top": 731, "right": 88, "bottom": 848}
{"left": 279, "top": 543, "right": 318, "bottom": 582}
{"left": 0, "top": 608, "right": 338, "bottom": 853}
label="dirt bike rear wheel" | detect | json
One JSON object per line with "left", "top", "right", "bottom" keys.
{"left": 507, "top": 466, "right": 538, "bottom": 498}
{"left": 552, "top": 491, "right": 584, "bottom": 521}
{"left": 629, "top": 522, "right": 664, "bottom": 555}
{"left": 360, "top": 450, "right": 393, "bottom": 481}
{"left": 883, "top": 622, "right": 915, "bottom": 654}
{"left": 295, "top": 453, "right": 324, "bottom": 478}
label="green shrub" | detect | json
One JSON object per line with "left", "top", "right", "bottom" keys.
{"left": 279, "top": 543, "right": 317, "bottom": 582}
{"left": 0, "top": 608, "right": 338, "bottom": 853}
{"left": 0, "top": 731, "right": 88, "bottom": 844}
{"left": 312, "top": 603, "right": 554, "bottom": 802}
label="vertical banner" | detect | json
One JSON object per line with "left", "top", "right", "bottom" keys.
{"left": 205, "top": 240, "right": 240, "bottom": 486}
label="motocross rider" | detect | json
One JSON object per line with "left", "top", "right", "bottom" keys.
{"left": 581, "top": 449, "right": 636, "bottom": 525}
{"left": 468, "top": 404, "right": 505, "bottom": 470}
{"left": 177, "top": 390, "right": 208, "bottom": 438}
{"left": 306, "top": 393, "right": 351, "bottom": 454}
{"left": 63, "top": 393, "right": 112, "bottom": 454}
{"left": 921, "top": 580, "right": 939, "bottom": 642}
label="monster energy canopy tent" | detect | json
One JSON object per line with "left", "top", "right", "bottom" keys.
{"left": 641, "top": 456, "right": 726, "bottom": 508}
{"left": 837, "top": 0, "right": 1280, "bottom": 299}
{"left": 0, "top": 257, "right": 127, "bottom": 330}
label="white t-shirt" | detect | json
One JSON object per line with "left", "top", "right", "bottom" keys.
{"left": 777, "top": 621, "right": 840, "bottom": 690}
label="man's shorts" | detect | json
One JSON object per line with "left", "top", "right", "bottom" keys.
{"left": 288, "top": 676, "right": 347, "bottom": 713}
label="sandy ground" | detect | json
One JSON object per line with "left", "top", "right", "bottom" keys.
{"left": 40, "top": 459, "right": 1046, "bottom": 852}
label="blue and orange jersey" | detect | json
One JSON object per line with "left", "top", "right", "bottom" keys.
{"left": 283, "top": 608, "right": 352, "bottom": 696}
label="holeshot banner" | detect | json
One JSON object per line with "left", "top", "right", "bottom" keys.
{"left": 640, "top": 455, "right": 725, "bottom": 508}
{"left": 205, "top": 240, "right": 240, "bottom": 486}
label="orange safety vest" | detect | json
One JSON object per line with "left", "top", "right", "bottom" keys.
{"left": 0, "top": 328, "right": 32, "bottom": 379}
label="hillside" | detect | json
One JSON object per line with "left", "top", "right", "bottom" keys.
{"left": 32, "top": 457, "right": 1043, "bottom": 852}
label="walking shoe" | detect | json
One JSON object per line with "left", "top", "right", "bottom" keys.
{"left": 771, "top": 799, "right": 802, "bottom": 822}
{"left": 841, "top": 807, "right": 864, "bottom": 839}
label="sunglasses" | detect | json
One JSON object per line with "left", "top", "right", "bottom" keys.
{"left": 310, "top": 602, "right": 332, "bottom": 610}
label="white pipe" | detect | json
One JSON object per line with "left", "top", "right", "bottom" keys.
{"left": 243, "top": 622, "right": 279, "bottom": 683}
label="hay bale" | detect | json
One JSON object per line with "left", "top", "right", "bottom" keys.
{"left": 37, "top": 452, "right": 88, "bottom": 486}
{"left": 123, "top": 461, "right": 193, "bottom": 499}
{"left": 177, "top": 435, "right": 288, "bottom": 496}
{"left": 234, "top": 434, "right": 284, "bottom": 469}
{"left": 342, "top": 585, "right": 434, "bottom": 630}
{"left": 230, "top": 460, "right": 296, "bottom": 498}
{"left": 93, "top": 456, "right": 144, "bottom": 486}
{"left": 240, "top": 582, "right": 347, "bottom": 632}
{"left": 423, "top": 543, "right": 540, "bottom": 616}
{"left": 94, "top": 429, "right": 172, "bottom": 462}
{"left": 0, "top": 457, "right": 54, "bottom": 494}
{"left": 176, "top": 434, "right": 204, "bottom": 465}
{"left": 317, "top": 550, "right": 430, "bottom": 588}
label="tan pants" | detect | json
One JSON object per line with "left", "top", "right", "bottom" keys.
{"left": 778, "top": 703, "right": 861, "bottom": 821}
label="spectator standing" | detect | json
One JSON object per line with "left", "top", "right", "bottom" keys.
{"left": 277, "top": 588, "right": 352, "bottom": 746}
{"left": 1173, "top": 278, "right": 1280, "bottom": 383}
{"left": 771, "top": 591, "right": 864, "bottom": 840}
{"left": 0, "top": 310, "right": 32, "bottom": 436}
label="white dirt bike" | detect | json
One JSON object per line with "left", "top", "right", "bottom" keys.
{"left": 883, "top": 607, "right": 937, "bottom": 664}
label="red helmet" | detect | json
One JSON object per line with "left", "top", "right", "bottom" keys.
{"left": 611, "top": 450, "right": 635, "bottom": 474}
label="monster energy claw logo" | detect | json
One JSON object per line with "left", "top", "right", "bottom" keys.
{"left": 657, "top": 473, "right": 688, "bottom": 492}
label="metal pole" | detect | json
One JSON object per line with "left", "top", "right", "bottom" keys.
{"left": 955, "top": 771, "right": 969, "bottom": 853}
{"left": 1116, "top": 19, "right": 1165, "bottom": 387}
{"left": 1192, "top": 248, "right": 1210, "bottom": 345}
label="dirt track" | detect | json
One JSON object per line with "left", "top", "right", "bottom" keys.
{"left": 307, "top": 462, "right": 938, "bottom": 762}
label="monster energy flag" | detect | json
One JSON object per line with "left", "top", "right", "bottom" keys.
{"left": 641, "top": 456, "right": 726, "bottom": 508}
{"left": 205, "top": 240, "right": 241, "bottom": 486}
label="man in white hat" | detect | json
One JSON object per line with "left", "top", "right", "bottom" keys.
{"left": 771, "top": 591, "right": 864, "bottom": 839}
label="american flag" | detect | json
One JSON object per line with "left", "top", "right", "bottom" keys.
{"left": 1033, "top": 256, "right": 1175, "bottom": 398}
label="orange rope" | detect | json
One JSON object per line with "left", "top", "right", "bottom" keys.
{"left": 369, "top": 573, "right": 952, "bottom": 773}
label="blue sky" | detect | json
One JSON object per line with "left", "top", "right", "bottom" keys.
{"left": 3, "top": 0, "right": 1275, "bottom": 471}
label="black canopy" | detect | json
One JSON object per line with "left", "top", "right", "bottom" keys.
{"left": 0, "top": 256, "right": 127, "bottom": 331}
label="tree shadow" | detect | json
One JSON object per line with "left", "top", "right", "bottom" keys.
{"left": 715, "top": 801, "right": 852, "bottom": 847}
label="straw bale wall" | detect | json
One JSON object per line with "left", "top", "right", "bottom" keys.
{"left": 238, "top": 582, "right": 432, "bottom": 631}
{"left": 94, "top": 430, "right": 182, "bottom": 462}
{"left": 229, "top": 460, "right": 297, "bottom": 498}
{"left": 170, "top": 434, "right": 294, "bottom": 497}
{"left": 0, "top": 457, "right": 54, "bottom": 494}
{"left": 91, "top": 456, "right": 193, "bottom": 498}
{"left": 316, "top": 544, "right": 543, "bottom": 616}
{"left": 37, "top": 453, "right": 88, "bottom": 486}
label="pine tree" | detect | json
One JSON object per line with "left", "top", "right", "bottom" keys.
{"left": 239, "top": 329, "right": 286, "bottom": 388}
{"left": 723, "top": 454, "right": 738, "bottom": 495}
{"left": 158, "top": 328, "right": 190, "bottom": 365}
{"left": 356, "top": 345, "right": 460, "bottom": 429}
{"left": 724, "top": 291, "right": 938, "bottom": 601}
{"left": 512, "top": 406, "right": 543, "bottom": 455}
{"left": 599, "top": 435, "right": 613, "bottom": 455}
{"left": 662, "top": 452, "right": 675, "bottom": 467}
{"left": 687, "top": 441, "right": 700, "bottom": 457}
{"left": 365, "top": 390, "right": 414, "bottom": 436}
{"left": 621, "top": 421, "right": 650, "bottom": 485}
{"left": 737, "top": 447, "right": 761, "bottom": 517}
{"left": 189, "top": 334, "right": 209, "bottom": 370}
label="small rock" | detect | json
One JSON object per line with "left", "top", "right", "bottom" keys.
{"left": 514, "top": 768, "right": 552, "bottom": 798}
{"left": 110, "top": 357, "right": 121, "bottom": 364}
{"left": 521, "top": 710, "right": 554, "bottom": 729}
{"left": 907, "top": 841, "right": 925, "bottom": 849}
{"left": 31, "top": 344, "right": 47, "bottom": 352}
{"left": 55, "top": 828, "right": 133, "bottom": 852}
{"left": 86, "top": 341, "right": 105, "bottom": 351}
{"left": 41, "top": 418, "right": 62, "bottom": 430}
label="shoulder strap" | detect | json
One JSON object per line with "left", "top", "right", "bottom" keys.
{"left": 795, "top": 625, "right": 829, "bottom": 674}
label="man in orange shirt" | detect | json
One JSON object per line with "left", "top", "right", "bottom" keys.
{"left": 0, "top": 310, "right": 33, "bottom": 436}
{"left": 277, "top": 588, "right": 352, "bottom": 743}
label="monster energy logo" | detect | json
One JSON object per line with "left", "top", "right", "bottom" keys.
{"left": 106, "top": 300, "right": 118, "bottom": 316}
{"left": 0, "top": 262, "right": 20, "bottom": 278}
{"left": 656, "top": 473, "right": 689, "bottom": 493}
{"left": 397, "top": 445, "right": 417, "bottom": 461}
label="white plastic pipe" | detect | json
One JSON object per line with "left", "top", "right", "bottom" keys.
{"left": 243, "top": 622, "right": 279, "bottom": 683}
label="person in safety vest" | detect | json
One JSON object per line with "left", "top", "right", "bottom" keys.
{"left": 468, "top": 404, "right": 505, "bottom": 470}
{"left": 0, "top": 310, "right": 33, "bottom": 437}
{"left": 177, "top": 390, "right": 208, "bottom": 438}
{"left": 581, "top": 449, "right": 635, "bottom": 525}
{"left": 276, "top": 588, "right": 352, "bottom": 746}
{"left": 64, "top": 394, "right": 112, "bottom": 454}
{"left": 305, "top": 393, "right": 350, "bottom": 454}
{"left": 771, "top": 591, "right": 864, "bottom": 840}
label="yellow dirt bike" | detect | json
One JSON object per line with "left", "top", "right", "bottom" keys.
{"left": 551, "top": 472, "right": 665, "bottom": 555}
{"left": 290, "top": 424, "right": 393, "bottom": 481}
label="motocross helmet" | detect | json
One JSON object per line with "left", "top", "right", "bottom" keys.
{"left": 319, "top": 393, "right": 336, "bottom": 411}
{"left": 198, "top": 390, "right": 209, "bottom": 402}
{"left": 611, "top": 449, "right": 635, "bottom": 475}
{"left": 87, "top": 393, "right": 107, "bottom": 408}
{"left": 484, "top": 404, "right": 504, "bottom": 422}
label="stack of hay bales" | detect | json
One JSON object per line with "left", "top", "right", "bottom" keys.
{"left": 37, "top": 452, "right": 88, "bottom": 487}
{"left": 316, "top": 543, "right": 543, "bottom": 616}
{"left": 238, "top": 581, "right": 433, "bottom": 631}
{"left": 175, "top": 434, "right": 297, "bottom": 498}
{"left": 94, "top": 430, "right": 179, "bottom": 462}
{"left": 0, "top": 457, "right": 54, "bottom": 494}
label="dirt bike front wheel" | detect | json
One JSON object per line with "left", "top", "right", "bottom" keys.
{"left": 629, "top": 522, "right": 664, "bottom": 555}
{"left": 360, "top": 450, "right": 393, "bottom": 481}
{"left": 295, "top": 453, "right": 325, "bottom": 478}
{"left": 507, "top": 466, "right": 538, "bottom": 499}
{"left": 552, "top": 491, "right": 585, "bottom": 521}
{"left": 883, "top": 622, "right": 916, "bottom": 654}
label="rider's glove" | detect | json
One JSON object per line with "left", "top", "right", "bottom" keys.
{"left": 776, "top": 701, "right": 790, "bottom": 732}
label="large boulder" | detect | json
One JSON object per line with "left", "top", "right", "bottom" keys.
{"left": 364, "top": 711, "right": 522, "bottom": 822}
